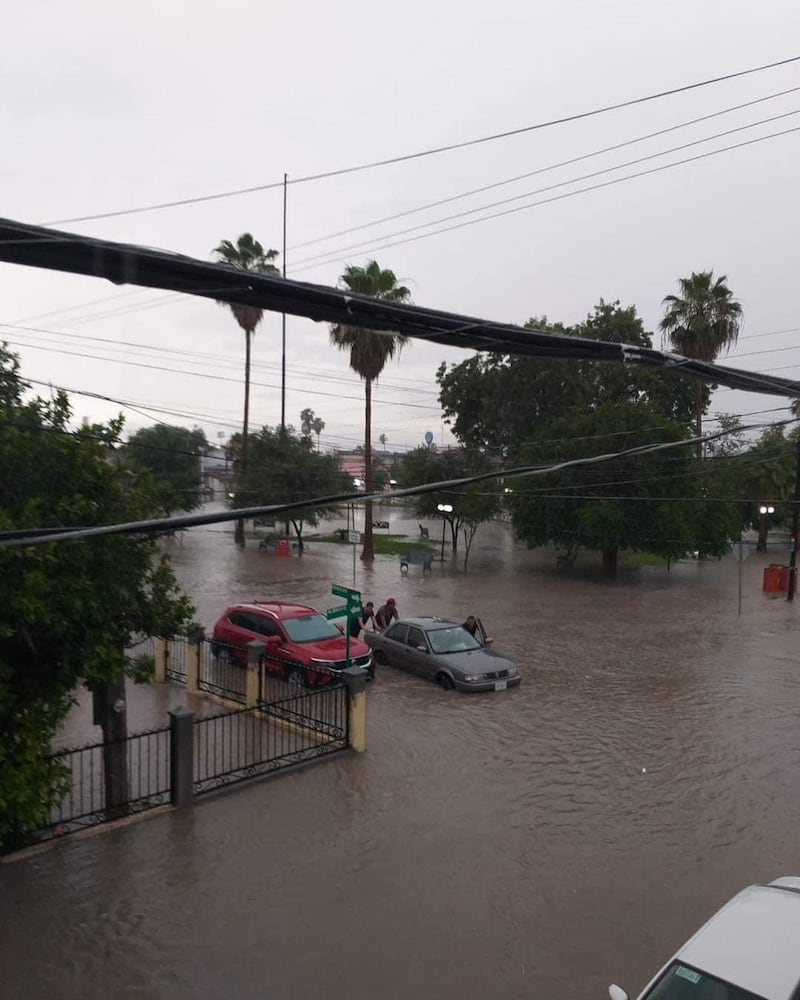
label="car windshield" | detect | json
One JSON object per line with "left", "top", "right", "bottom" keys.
{"left": 282, "top": 614, "right": 342, "bottom": 643}
{"left": 427, "top": 626, "right": 482, "bottom": 654}
{"left": 643, "top": 962, "right": 765, "bottom": 1000}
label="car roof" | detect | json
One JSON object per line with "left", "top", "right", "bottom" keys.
{"left": 396, "top": 617, "right": 460, "bottom": 630}
{"left": 228, "top": 601, "right": 318, "bottom": 620}
{"left": 675, "top": 880, "right": 800, "bottom": 999}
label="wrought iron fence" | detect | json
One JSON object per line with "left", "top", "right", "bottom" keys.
{"left": 193, "top": 682, "right": 348, "bottom": 796}
{"left": 199, "top": 639, "right": 247, "bottom": 703}
{"left": 166, "top": 636, "right": 187, "bottom": 683}
{"left": 125, "top": 635, "right": 156, "bottom": 661}
{"left": 37, "top": 725, "right": 171, "bottom": 843}
{"left": 258, "top": 658, "right": 350, "bottom": 740}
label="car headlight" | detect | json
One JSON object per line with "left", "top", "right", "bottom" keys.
{"left": 507, "top": 665, "right": 518, "bottom": 676}
{"left": 464, "top": 674, "right": 482, "bottom": 682}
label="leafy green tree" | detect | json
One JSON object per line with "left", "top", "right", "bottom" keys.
{"left": 733, "top": 426, "right": 795, "bottom": 551}
{"left": 213, "top": 233, "right": 280, "bottom": 544}
{"left": 510, "top": 402, "right": 723, "bottom": 575}
{"left": 0, "top": 347, "right": 193, "bottom": 848}
{"left": 398, "top": 447, "right": 500, "bottom": 570}
{"left": 233, "top": 425, "right": 352, "bottom": 551}
{"left": 124, "top": 424, "right": 208, "bottom": 512}
{"left": 330, "top": 260, "right": 411, "bottom": 563}
{"left": 437, "top": 302, "right": 699, "bottom": 460}
{"left": 660, "top": 271, "right": 743, "bottom": 456}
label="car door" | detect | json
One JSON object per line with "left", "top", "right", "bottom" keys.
{"left": 382, "top": 623, "right": 409, "bottom": 669}
{"left": 404, "top": 626, "right": 433, "bottom": 679}
{"left": 250, "top": 614, "right": 283, "bottom": 672}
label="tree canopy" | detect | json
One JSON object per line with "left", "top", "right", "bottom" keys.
{"left": 398, "top": 446, "right": 501, "bottom": 571}
{"left": 232, "top": 425, "right": 352, "bottom": 549}
{"left": 435, "top": 300, "right": 750, "bottom": 575}
{"left": 123, "top": 424, "right": 208, "bottom": 512}
{"left": 0, "top": 347, "right": 193, "bottom": 847}
{"left": 437, "top": 302, "right": 701, "bottom": 460}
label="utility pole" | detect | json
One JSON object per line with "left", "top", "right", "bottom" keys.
{"left": 787, "top": 437, "right": 800, "bottom": 601}
{"left": 280, "top": 172, "right": 288, "bottom": 432}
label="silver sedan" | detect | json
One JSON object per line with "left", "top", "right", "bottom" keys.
{"left": 365, "top": 617, "right": 521, "bottom": 692}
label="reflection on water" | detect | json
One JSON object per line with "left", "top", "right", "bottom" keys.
{"left": 3, "top": 508, "right": 800, "bottom": 999}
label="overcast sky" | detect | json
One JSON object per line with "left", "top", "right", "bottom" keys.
{"left": 3, "top": 0, "right": 799, "bottom": 454}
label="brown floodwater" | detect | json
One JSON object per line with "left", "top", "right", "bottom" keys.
{"left": 3, "top": 507, "right": 800, "bottom": 999}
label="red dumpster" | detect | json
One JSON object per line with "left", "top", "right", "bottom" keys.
{"left": 763, "top": 564, "right": 789, "bottom": 593}
{"left": 276, "top": 539, "right": 290, "bottom": 558}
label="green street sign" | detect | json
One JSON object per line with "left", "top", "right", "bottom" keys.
{"left": 326, "top": 605, "right": 348, "bottom": 620}
{"left": 332, "top": 583, "right": 361, "bottom": 601}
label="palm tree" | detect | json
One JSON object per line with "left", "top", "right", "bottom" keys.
{"left": 660, "top": 271, "right": 742, "bottom": 458}
{"left": 330, "top": 261, "right": 411, "bottom": 562}
{"left": 379, "top": 433, "right": 388, "bottom": 451}
{"left": 213, "top": 234, "right": 279, "bottom": 544}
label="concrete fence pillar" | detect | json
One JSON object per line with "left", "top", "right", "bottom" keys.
{"left": 246, "top": 640, "right": 266, "bottom": 708}
{"left": 153, "top": 638, "right": 167, "bottom": 683}
{"left": 342, "top": 665, "right": 368, "bottom": 753}
{"left": 169, "top": 706, "right": 194, "bottom": 807}
{"left": 187, "top": 640, "right": 201, "bottom": 696}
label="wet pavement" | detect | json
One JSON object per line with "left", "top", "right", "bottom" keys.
{"left": 3, "top": 508, "right": 800, "bottom": 999}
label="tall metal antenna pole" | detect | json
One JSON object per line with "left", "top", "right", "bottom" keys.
{"left": 280, "top": 172, "right": 288, "bottom": 431}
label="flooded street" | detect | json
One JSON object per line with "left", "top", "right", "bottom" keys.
{"left": 4, "top": 509, "right": 800, "bottom": 999}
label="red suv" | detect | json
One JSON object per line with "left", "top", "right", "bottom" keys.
{"left": 211, "top": 601, "right": 373, "bottom": 686}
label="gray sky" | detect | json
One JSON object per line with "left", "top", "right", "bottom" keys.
{"left": 3, "top": 0, "right": 799, "bottom": 453}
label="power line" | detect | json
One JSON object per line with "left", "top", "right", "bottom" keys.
{"left": 3, "top": 416, "right": 792, "bottom": 546}
{"left": 292, "top": 124, "right": 800, "bottom": 272}
{"left": 2, "top": 338, "right": 444, "bottom": 412}
{"left": 0, "top": 321, "right": 441, "bottom": 398}
{"left": 289, "top": 86, "right": 800, "bottom": 253}
{"left": 41, "top": 54, "right": 800, "bottom": 226}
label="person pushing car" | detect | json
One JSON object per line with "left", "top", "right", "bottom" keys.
{"left": 375, "top": 597, "right": 399, "bottom": 631}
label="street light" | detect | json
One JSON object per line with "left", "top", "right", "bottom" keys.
{"left": 437, "top": 503, "right": 453, "bottom": 560}
{"left": 759, "top": 505, "right": 775, "bottom": 515}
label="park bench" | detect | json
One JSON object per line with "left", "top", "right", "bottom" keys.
{"left": 372, "top": 520, "right": 390, "bottom": 531}
{"left": 400, "top": 550, "right": 433, "bottom": 574}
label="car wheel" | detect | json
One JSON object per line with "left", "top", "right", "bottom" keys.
{"left": 286, "top": 665, "right": 307, "bottom": 690}
{"left": 436, "top": 672, "right": 454, "bottom": 691}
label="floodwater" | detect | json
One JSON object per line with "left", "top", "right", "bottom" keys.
{"left": 3, "top": 507, "right": 800, "bottom": 999}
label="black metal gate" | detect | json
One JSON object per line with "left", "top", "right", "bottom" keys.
{"left": 193, "top": 666, "right": 348, "bottom": 795}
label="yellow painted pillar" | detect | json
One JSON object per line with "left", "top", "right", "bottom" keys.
{"left": 153, "top": 638, "right": 167, "bottom": 683}
{"left": 342, "top": 666, "right": 367, "bottom": 753}
{"left": 186, "top": 640, "right": 201, "bottom": 696}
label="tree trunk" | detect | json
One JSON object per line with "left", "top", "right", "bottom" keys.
{"left": 462, "top": 525, "right": 478, "bottom": 573}
{"left": 450, "top": 517, "right": 459, "bottom": 554}
{"left": 291, "top": 519, "right": 304, "bottom": 555}
{"left": 235, "top": 326, "right": 253, "bottom": 546}
{"left": 100, "top": 672, "right": 129, "bottom": 821}
{"left": 602, "top": 547, "right": 618, "bottom": 577}
{"left": 362, "top": 378, "right": 375, "bottom": 563}
{"left": 757, "top": 511, "right": 768, "bottom": 552}
{"left": 695, "top": 381, "right": 704, "bottom": 461}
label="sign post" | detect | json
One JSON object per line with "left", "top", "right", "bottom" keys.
{"left": 326, "top": 584, "right": 363, "bottom": 671}
{"left": 348, "top": 530, "right": 361, "bottom": 586}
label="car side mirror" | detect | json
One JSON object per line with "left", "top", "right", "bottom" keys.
{"left": 483, "top": 636, "right": 494, "bottom": 646}
{"left": 416, "top": 645, "right": 428, "bottom": 653}
{"left": 266, "top": 635, "right": 281, "bottom": 646}
{"left": 609, "top": 986, "right": 629, "bottom": 1000}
